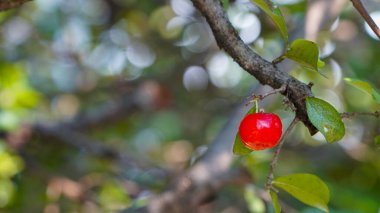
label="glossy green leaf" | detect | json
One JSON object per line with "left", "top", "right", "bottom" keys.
{"left": 233, "top": 103, "right": 257, "bottom": 155}
{"left": 270, "top": 190, "right": 281, "bottom": 213}
{"left": 375, "top": 135, "right": 380, "bottom": 148}
{"left": 344, "top": 78, "right": 380, "bottom": 104}
{"left": 285, "top": 39, "right": 320, "bottom": 71}
{"left": 306, "top": 97, "right": 345, "bottom": 143}
{"left": 317, "top": 59, "right": 325, "bottom": 68}
{"left": 371, "top": 89, "right": 380, "bottom": 103}
{"left": 252, "top": 0, "right": 288, "bottom": 44}
{"left": 273, "top": 173, "right": 330, "bottom": 212}
{"left": 233, "top": 134, "right": 252, "bottom": 155}
{"left": 344, "top": 78, "right": 373, "bottom": 95}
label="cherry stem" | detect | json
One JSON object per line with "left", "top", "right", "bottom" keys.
{"left": 247, "top": 84, "right": 287, "bottom": 105}
{"left": 265, "top": 117, "right": 299, "bottom": 190}
{"left": 254, "top": 99, "right": 259, "bottom": 113}
{"left": 272, "top": 55, "right": 286, "bottom": 64}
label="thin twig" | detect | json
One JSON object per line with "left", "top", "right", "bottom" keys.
{"left": 266, "top": 117, "right": 299, "bottom": 190}
{"left": 340, "top": 111, "right": 380, "bottom": 119}
{"left": 351, "top": 0, "right": 380, "bottom": 39}
{"left": 272, "top": 55, "right": 286, "bottom": 64}
{"left": 246, "top": 84, "right": 287, "bottom": 105}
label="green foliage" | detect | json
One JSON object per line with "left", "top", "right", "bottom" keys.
{"left": 98, "top": 181, "right": 131, "bottom": 211}
{"left": 233, "top": 103, "right": 257, "bottom": 155}
{"left": 0, "top": 64, "right": 40, "bottom": 109}
{"left": 251, "top": 0, "right": 288, "bottom": 45}
{"left": 0, "top": 142, "right": 23, "bottom": 207}
{"left": 0, "top": 150, "right": 24, "bottom": 179}
{"left": 0, "top": 179, "right": 15, "bottom": 208}
{"left": 270, "top": 190, "right": 281, "bottom": 213}
{"left": 222, "top": 0, "right": 230, "bottom": 10}
{"left": 306, "top": 97, "right": 345, "bottom": 143}
{"left": 273, "top": 173, "right": 330, "bottom": 212}
{"left": 317, "top": 59, "right": 325, "bottom": 68}
{"left": 375, "top": 135, "right": 380, "bottom": 148}
{"left": 284, "top": 39, "right": 322, "bottom": 73}
{"left": 233, "top": 134, "right": 252, "bottom": 155}
{"left": 244, "top": 185, "right": 266, "bottom": 213}
{"left": 344, "top": 78, "right": 380, "bottom": 104}
{"left": 0, "top": 64, "right": 40, "bottom": 131}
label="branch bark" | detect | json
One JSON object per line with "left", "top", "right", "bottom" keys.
{"left": 33, "top": 124, "right": 137, "bottom": 165}
{"left": 0, "top": 0, "right": 31, "bottom": 11}
{"left": 340, "top": 111, "right": 380, "bottom": 119}
{"left": 191, "top": 0, "right": 317, "bottom": 135}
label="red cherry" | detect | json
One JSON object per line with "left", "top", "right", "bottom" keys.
{"left": 238, "top": 113, "right": 282, "bottom": 150}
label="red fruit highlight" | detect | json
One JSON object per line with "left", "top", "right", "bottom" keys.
{"left": 238, "top": 113, "right": 282, "bottom": 150}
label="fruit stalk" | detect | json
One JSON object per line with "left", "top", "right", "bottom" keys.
{"left": 266, "top": 117, "right": 299, "bottom": 190}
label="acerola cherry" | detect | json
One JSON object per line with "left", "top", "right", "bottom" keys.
{"left": 238, "top": 113, "right": 282, "bottom": 150}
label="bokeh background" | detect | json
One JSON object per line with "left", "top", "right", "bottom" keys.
{"left": 0, "top": 0, "right": 380, "bottom": 212}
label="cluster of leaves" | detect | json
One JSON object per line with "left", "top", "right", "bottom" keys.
{"left": 0, "top": 64, "right": 39, "bottom": 131}
{"left": 0, "top": 142, "right": 24, "bottom": 208}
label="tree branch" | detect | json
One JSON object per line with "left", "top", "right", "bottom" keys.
{"left": 340, "top": 111, "right": 380, "bottom": 119}
{"left": 61, "top": 93, "right": 139, "bottom": 130}
{"left": 0, "top": 0, "right": 31, "bottom": 11}
{"left": 246, "top": 84, "right": 287, "bottom": 104}
{"left": 5, "top": 123, "right": 141, "bottom": 169}
{"left": 5, "top": 92, "right": 145, "bottom": 169}
{"left": 191, "top": 0, "right": 317, "bottom": 135}
{"left": 145, "top": 100, "right": 255, "bottom": 213}
{"left": 34, "top": 124, "right": 136, "bottom": 164}
{"left": 351, "top": 0, "right": 380, "bottom": 39}
{"left": 147, "top": 168, "right": 252, "bottom": 213}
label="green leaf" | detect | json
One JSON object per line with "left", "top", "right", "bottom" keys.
{"left": 233, "top": 134, "right": 252, "bottom": 155}
{"left": 233, "top": 103, "right": 257, "bottom": 155}
{"left": 344, "top": 78, "right": 373, "bottom": 95}
{"left": 252, "top": 0, "right": 288, "bottom": 45}
{"left": 247, "top": 103, "right": 258, "bottom": 114}
{"left": 284, "top": 39, "right": 320, "bottom": 72}
{"left": 306, "top": 97, "right": 345, "bottom": 143}
{"left": 374, "top": 135, "right": 380, "bottom": 148}
{"left": 273, "top": 173, "right": 330, "bottom": 212}
{"left": 222, "top": 0, "right": 229, "bottom": 10}
{"left": 344, "top": 78, "right": 380, "bottom": 104}
{"left": 371, "top": 89, "right": 380, "bottom": 103}
{"left": 317, "top": 59, "right": 325, "bottom": 68}
{"left": 269, "top": 190, "right": 281, "bottom": 213}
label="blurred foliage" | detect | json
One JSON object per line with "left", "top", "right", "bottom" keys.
{"left": 0, "top": 0, "right": 378, "bottom": 212}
